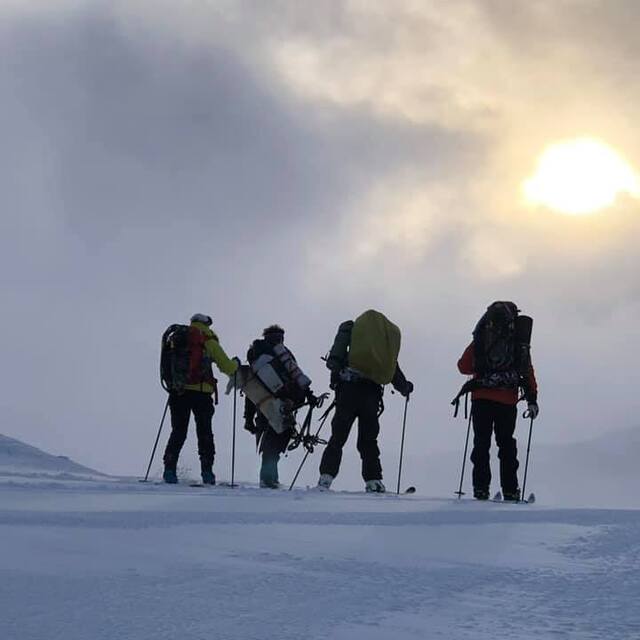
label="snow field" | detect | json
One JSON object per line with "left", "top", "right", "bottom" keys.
{"left": 1, "top": 479, "right": 639, "bottom": 640}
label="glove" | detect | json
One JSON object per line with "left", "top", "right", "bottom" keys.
{"left": 399, "top": 380, "right": 414, "bottom": 398}
{"left": 306, "top": 391, "right": 318, "bottom": 407}
{"left": 525, "top": 402, "right": 539, "bottom": 419}
{"left": 244, "top": 418, "right": 257, "bottom": 434}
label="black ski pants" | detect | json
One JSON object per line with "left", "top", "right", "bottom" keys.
{"left": 471, "top": 399, "right": 519, "bottom": 494}
{"left": 163, "top": 391, "right": 215, "bottom": 472}
{"left": 256, "top": 413, "right": 291, "bottom": 485}
{"left": 320, "top": 381, "right": 383, "bottom": 482}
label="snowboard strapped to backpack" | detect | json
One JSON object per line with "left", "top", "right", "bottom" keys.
{"left": 451, "top": 302, "right": 534, "bottom": 416}
{"left": 249, "top": 342, "right": 311, "bottom": 402}
{"left": 226, "top": 340, "right": 313, "bottom": 435}
{"left": 160, "top": 324, "right": 217, "bottom": 398}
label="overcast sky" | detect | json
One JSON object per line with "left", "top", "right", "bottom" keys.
{"left": 2, "top": 1, "right": 639, "bottom": 486}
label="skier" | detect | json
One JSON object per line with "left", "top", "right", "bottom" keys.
{"left": 456, "top": 301, "right": 539, "bottom": 501}
{"left": 244, "top": 325, "right": 317, "bottom": 489}
{"left": 317, "top": 309, "right": 414, "bottom": 493}
{"left": 161, "top": 313, "right": 239, "bottom": 485}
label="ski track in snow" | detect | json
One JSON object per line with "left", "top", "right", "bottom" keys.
{"left": 1, "top": 480, "right": 639, "bottom": 640}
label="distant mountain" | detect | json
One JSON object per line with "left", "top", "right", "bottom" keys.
{"left": 0, "top": 433, "right": 107, "bottom": 479}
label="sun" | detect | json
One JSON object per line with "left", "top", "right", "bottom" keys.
{"left": 523, "top": 138, "right": 640, "bottom": 215}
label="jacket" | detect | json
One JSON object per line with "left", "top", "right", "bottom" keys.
{"left": 457, "top": 343, "right": 538, "bottom": 406}
{"left": 184, "top": 321, "right": 238, "bottom": 394}
{"left": 327, "top": 320, "right": 409, "bottom": 393}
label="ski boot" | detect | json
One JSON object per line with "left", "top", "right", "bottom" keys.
{"left": 502, "top": 489, "right": 521, "bottom": 502}
{"left": 163, "top": 468, "right": 178, "bottom": 484}
{"left": 201, "top": 470, "right": 216, "bottom": 485}
{"left": 365, "top": 479, "right": 386, "bottom": 493}
{"left": 317, "top": 473, "right": 334, "bottom": 491}
{"left": 259, "top": 457, "right": 281, "bottom": 489}
{"left": 473, "top": 488, "right": 489, "bottom": 501}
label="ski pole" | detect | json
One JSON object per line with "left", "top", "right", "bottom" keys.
{"left": 455, "top": 411, "right": 472, "bottom": 498}
{"left": 231, "top": 371, "right": 237, "bottom": 488}
{"left": 521, "top": 415, "right": 534, "bottom": 501}
{"left": 288, "top": 400, "right": 335, "bottom": 491}
{"left": 396, "top": 396, "right": 410, "bottom": 495}
{"left": 141, "top": 397, "right": 170, "bottom": 482}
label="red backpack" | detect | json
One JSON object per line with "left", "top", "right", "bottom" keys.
{"left": 161, "top": 325, "right": 216, "bottom": 393}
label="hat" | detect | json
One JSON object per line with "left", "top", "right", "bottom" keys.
{"left": 263, "top": 324, "right": 285, "bottom": 337}
{"left": 191, "top": 313, "right": 213, "bottom": 326}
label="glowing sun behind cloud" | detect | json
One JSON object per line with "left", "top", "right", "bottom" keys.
{"left": 523, "top": 138, "right": 640, "bottom": 215}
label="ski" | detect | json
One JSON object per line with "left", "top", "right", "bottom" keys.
{"left": 492, "top": 491, "right": 536, "bottom": 504}
{"left": 189, "top": 482, "right": 240, "bottom": 488}
{"left": 304, "top": 486, "right": 415, "bottom": 495}
{"left": 454, "top": 490, "right": 536, "bottom": 504}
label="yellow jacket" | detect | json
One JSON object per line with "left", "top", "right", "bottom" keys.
{"left": 184, "top": 321, "right": 238, "bottom": 394}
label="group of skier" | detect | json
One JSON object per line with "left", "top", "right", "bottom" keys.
{"left": 157, "top": 303, "right": 538, "bottom": 500}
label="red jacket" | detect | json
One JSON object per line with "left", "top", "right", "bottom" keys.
{"left": 457, "top": 343, "right": 538, "bottom": 406}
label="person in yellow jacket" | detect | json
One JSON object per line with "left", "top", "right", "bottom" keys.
{"left": 163, "top": 313, "right": 239, "bottom": 484}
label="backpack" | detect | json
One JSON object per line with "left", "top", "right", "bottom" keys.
{"left": 348, "top": 309, "right": 401, "bottom": 385}
{"left": 473, "top": 302, "right": 532, "bottom": 377}
{"left": 451, "top": 303, "right": 533, "bottom": 415}
{"left": 160, "top": 324, "right": 215, "bottom": 393}
{"left": 247, "top": 340, "right": 311, "bottom": 404}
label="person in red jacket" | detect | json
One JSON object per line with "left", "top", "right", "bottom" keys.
{"left": 457, "top": 302, "right": 539, "bottom": 501}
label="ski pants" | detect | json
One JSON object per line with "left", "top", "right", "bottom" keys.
{"left": 256, "top": 414, "right": 291, "bottom": 486}
{"left": 319, "top": 381, "right": 383, "bottom": 482}
{"left": 163, "top": 391, "right": 215, "bottom": 472}
{"left": 470, "top": 399, "right": 519, "bottom": 494}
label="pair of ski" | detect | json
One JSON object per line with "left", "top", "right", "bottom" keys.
{"left": 457, "top": 491, "right": 536, "bottom": 504}
{"left": 188, "top": 481, "right": 237, "bottom": 488}
{"left": 493, "top": 491, "right": 535, "bottom": 504}
{"left": 311, "top": 486, "right": 417, "bottom": 495}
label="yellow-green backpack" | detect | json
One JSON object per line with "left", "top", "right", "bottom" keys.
{"left": 348, "top": 310, "right": 401, "bottom": 385}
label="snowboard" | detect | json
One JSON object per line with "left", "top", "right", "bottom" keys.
{"left": 225, "top": 366, "right": 290, "bottom": 434}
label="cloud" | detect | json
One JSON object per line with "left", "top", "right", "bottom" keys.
{"left": 2, "top": 1, "right": 640, "bottom": 479}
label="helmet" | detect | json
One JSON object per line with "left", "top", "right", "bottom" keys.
{"left": 191, "top": 313, "right": 213, "bottom": 326}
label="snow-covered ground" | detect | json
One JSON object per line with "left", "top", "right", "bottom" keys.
{"left": 0, "top": 433, "right": 108, "bottom": 481}
{"left": 1, "top": 436, "right": 639, "bottom": 640}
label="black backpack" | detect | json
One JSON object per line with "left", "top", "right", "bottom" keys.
{"left": 160, "top": 324, "right": 192, "bottom": 393}
{"left": 474, "top": 301, "right": 517, "bottom": 374}
{"left": 451, "top": 302, "right": 533, "bottom": 415}
{"left": 161, "top": 324, "right": 218, "bottom": 398}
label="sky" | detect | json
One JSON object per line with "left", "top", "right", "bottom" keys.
{"left": 1, "top": 0, "right": 639, "bottom": 484}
